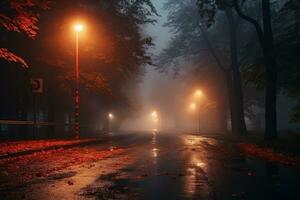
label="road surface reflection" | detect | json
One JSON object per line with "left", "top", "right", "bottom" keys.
{"left": 8, "top": 133, "right": 299, "bottom": 200}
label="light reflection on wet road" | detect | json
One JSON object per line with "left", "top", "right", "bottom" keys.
{"left": 95, "top": 132, "right": 300, "bottom": 200}
{"left": 1, "top": 132, "right": 300, "bottom": 200}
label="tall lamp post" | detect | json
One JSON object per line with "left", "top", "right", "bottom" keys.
{"left": 189, "top": 103, "right": 199, "bottom": 133}
{"left": 108, "top": 113, "right": 114, "bottom": 132}
{"left": 74, "top": 24, "right": 83, "bottom": 139}
{"left": 191, "top": 89, "right": 204, "bottom": 134}
{"left": 151, "top": 111, "right": 159, "bottom": 131}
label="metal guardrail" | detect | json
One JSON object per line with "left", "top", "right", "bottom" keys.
{"left": 0, "top": 120, "right": 93, "bottom": 128}
{"left": 0, "top": 120, "right": 103, "bottom": 140}
{"left": 0, "top": 120, "right": 69, "bottom": 126}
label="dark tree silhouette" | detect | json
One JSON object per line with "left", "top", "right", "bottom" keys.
{"left": 0, "top": 0, "right": 51, "bottom": 67}
{"left": 233, "top": 0, "right": 278, "bottom": 140}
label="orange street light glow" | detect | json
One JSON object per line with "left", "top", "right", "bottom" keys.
{"left": 73, "top": 22, "right": 85, "bottom": 139}
{"left": 108, "top": 113, "right": 114, "bottom": 119}
{"left": 190, "top": 103, "right": 196, "bottom": 110}
{"left": 195, "top": 89, "right": 204, "bottom": 97}
{"left": 74, "top": 24, "right": 84, "bottom": 32}
{"left": 151, "top": 111, "right": 158, "bottom": 118}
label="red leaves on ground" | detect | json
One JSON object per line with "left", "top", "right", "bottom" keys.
{"left": 0, "top": 146, "right": 124, "bottom": 188}
{"left": 0, "top": 138, "right": 96, "bottom": 157}
{"left": 238, "top": 143, "right": 300, "bottom": 167}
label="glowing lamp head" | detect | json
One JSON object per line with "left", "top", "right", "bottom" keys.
{"left": 74, "top": 24, "right": 83, "bottom": 32}
{"left": 195, "top": 89, "right": 204, "bottom": 98}
{"left": 108, "top": 113, "right": 114, "bottom": 119}
{"left": 190, "top": 103, "right": 196, "bottom": 110}
{"left": 151, "top": 111, "right": 158, "bottom": 118}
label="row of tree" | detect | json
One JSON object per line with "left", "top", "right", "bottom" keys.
{"left": 0, "top": 0, "right": 157, "bottom": 137}
{"left": 159, "top": 0, "right": 299, "bottom": 140}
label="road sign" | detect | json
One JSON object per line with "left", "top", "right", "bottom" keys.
{"left": 30, "top": 78, "right": 43, "bottom": 93}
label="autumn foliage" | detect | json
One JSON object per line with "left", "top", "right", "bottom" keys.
{"left": 0, "top": 0, "right": 51, "bottom": 67}
{"left": 0, "top": 146, "right": 124, "bottom": 188}
{"left": 238, "top": 143, "right": 300, "bottom": 167}
{"left": 0, "top": 47, "right": 28, "bottom": 67}
{"left": 0, "top": 138, "right": 96, "bottom": 157}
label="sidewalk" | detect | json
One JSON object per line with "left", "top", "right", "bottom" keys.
{"left": 189, "top": 132, "right": 300, "bottom": 167}
{"left": 0, "top": 138, "right": 100, "bottom": 159}
{"left": 237, "top": 142, "right": 300, "bottom": 167}
{"left": 236, "top": 134, "right": 300, "bottom": 167}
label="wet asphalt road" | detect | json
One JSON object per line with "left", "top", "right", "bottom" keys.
{"left": 2, "top": 132, "right": 300, "bottom": 200}
{"left": 99, "top": 132, "right": 300, "bottom": 200}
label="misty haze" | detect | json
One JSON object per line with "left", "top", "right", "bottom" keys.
{"left": 0, "top": 0, "right": 300, "bottom": 199}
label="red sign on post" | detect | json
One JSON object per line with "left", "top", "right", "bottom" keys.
{"left": 30, "top": 78, "right": 43, "bottom": 93}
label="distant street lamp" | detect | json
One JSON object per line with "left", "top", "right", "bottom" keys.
{"left": 192, "top": 89, "right": 205, "bottom": 133}
{"left": 189, "top": 102, "right": 200, "bottom": 133}
{"left": 108, "top": 113, "right": 114, "bottom": 132}
{"left": 151, "top": 111, "right": 158, "bottom": 119}
{"left": 151, "top": 110, "right": 159, "bottom": 131}
{"left": 74, "top": 23, "right": 84, "bottom": 139}
{"left": 190, "top": 103, "right": 196, "bottom": 110}
{"left": 195, "top": 89, "right": 204, "bottom": 98}
{"left": 109, "top": 113, "right": 114, "bottom": 119}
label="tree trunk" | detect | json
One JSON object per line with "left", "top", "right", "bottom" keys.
{"left": 233, "top": 0, "right": 277, "bottom": 139}
{"left": 264, "top": 57, "right": 277, "bottom": 140}
{"left": 226, "top": 9, "right": 247, "bottom": 135}
{"left": 262, "top": 0, "right": 277, "bottom": 140}
{"left": 226, "top": 71, "right": 237, "bottom": 133}
{"left": 218, "top": 77, "right": 229, "bottom": 134}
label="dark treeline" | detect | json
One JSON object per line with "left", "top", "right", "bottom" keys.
{"left": 0, "top": 0, "right": 156, "bottom": 138}
{"left": 159, "top": 0, "right": 300, "bottom": 140}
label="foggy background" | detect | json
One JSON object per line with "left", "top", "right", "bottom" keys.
{"left": 0, "top": 0, "right": 299, "bottom": 138}
{"left": 121, "top": 0, "right": 300, "bottom": 133}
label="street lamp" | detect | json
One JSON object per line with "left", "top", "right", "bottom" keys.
{"left": 108, "top": 113, "right": 114, "bottom": 119}
{"left": 190, "top": 103, "right": 196, "bottom": 110}
{"left": 151, "top": 111, "right": 158, "bottom": 119}
{"left": 192, "top": 89, "right": 205, "bottom": 134}
{"left": 195, "top": 89, "right": 204, "bottom": 98}
{"left": 74, "top": 24, "right": 83, "bottom": 32}
{"left": 189, "top": 102, "right": 199, "bottom": 133}
{"left": 74, "top": 23, "right": 84, "bottom": 139}
{"left": 108, "top": 113, "right": 114, "bottom": 132}
{"left": 151, "top": 111, "right": 159, "bottom": 131}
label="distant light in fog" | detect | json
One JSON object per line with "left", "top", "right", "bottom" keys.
{"left": 150, "top": 111, "right": 159, "bottom": 131}
{"left": 194, "top": 89, "right": 204, "bottom": 98}
{"left": 190, "top": 103, "right": 197, "bottom": 110}
{"left": 151, "top": 111, "right": 158, "bottom": 118}
{"left": 108, "top": 113, "right": 114, "bottom": 119}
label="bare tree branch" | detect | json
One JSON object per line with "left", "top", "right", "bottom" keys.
{"left": 233, "top": 0, "right": 264, "bottom": 45}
